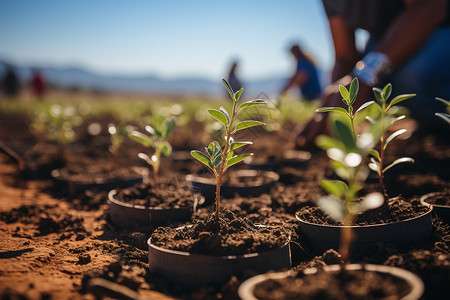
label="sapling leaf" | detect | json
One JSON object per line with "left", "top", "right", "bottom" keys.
{"left": 366, "top": 116, "right": 376, "bottom": 124}
{"left": 333, "top": 120, "right": 357, "bottom": 152}
{"left": 317, "top": 196, "right": 344, "bottom": 221}
{"left": 355, "top": 101, "right": 375, "bottom": 113}
{"left": 234, "top": 88, "right": 244, "bottom": 102}
{"left": 208, "top": 109, "right": 229, "bottom": 126}
{"left": 138, "top": 152, "right": 151, "bottom": 164}
{"left": 331, "top": 160, "right": 350, "bottom": 180}
{"left": 357, "top": 192, "right": 384, "bottom": 212}
{"left": 161, "top": 141, "right": 172, "bottom": 156}
{"left": 382, "top": 83, "right": 392, "bottom": 101}
{"left": 230, "top": 141, "right": 252, "bottom": 150}
{"left": 316, "top": 135, "right": 345, "bottom": 152}
{"left": 387, "top": 94, "right": 416, "bottom": 110}
{"left": 226, "top": 150, "right": 234, "bottom": 160}
{"left": 213, "top": 154, "right": 222, "bottom": 168}
{"left": 372, "top": 87, "right": 383, "bottom": 104}
{"left": 436, "top": 112, "right": 450, "bottom": 124}
{"left": 235, "top": 120, "right": 265, "bottom": 131}
{"left": 129, "top": 131, "right": 154, "bottom": 148}
{"left": 227, "top": 154, "right": 252, "bottom": 168}
{"left": 219, "top": 107, "right": 230, "bottom": 124}
{"left": 339, "top": 85, "right": 349, "bottom": 102}
{"left": 384, "top": 129, "right": 407, "bottom": 150}
{"left": 388, "top": 115, "right": 406, "bottom": 127}
{"left": 163, "top": 118, "right": 175, "bottom": 137}
{"left": 436, "top": 97, "right": 450, "bottom": 106}
{"left": 320, "top": 179, "right": 348, "bottom": 198}
{"left": 326, "top": 148, "right": 345, "bottom": 162}
{"left": 368, "top": 149, "right": 381, "bottom": 161}
{"left": 191, "top": 150, "right": 213, "bottom": 169}
{"left": 222, "top": 78, "right": 235, "bottom": 101}
{"left": 368, "top": 157, "right": 380, "bottom": 172}
{"left": 383, "top": 157, "right": 414, "bottom": 172}
{"left": 238, "top": 99, "right": 267, "bottom": 111}
{"left": 349, "top": 77, "right": 359, "bottom": 105}
{"left": 316, "top": 107, "right": 349, "bottom": 115}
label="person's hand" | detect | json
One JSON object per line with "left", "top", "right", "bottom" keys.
{"left": 289, "top": 75, "right": 371, "bottom": 149}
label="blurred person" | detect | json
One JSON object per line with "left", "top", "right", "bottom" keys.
{"left": 30, "top": 69, "right": 47, "bottom": 100}
{"left": 1, "top": 64, "right": 20, "bottom": 98}
{"left": 293, "top": 0, "right": 450, "bottom": 149}
{"left": 227, "top": 60, "right": 243, "bottom": 92}
{"left": 279, "top": 44, "right": 322, "bottom": 101}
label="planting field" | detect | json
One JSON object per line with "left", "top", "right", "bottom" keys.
{"left": 0, "top": 92, "right": 449, "bottom": 299}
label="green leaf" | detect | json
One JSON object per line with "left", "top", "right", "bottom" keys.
{"left": 368, "top": 149, "right": 380, "bottom": 161}
{"left": 382, "top": 83, "right": 392, "bottom": 101}
{"left": 317, "top": 196, "right": 344, "bottom": 221}
{"left": 436, "top": 97, "right": 450, "bottom": 106}
{"left": 163, "top": 118, "right": 175, "bottom": 137}
{"left": 366, "top": 116, "right": 376, "bottom": 124}
{"left": 213, "top": 154, "right": 223, "bottom": 168}
{"left": 226, "top": 154, "right": 252, "bottom": 168}
{"left": 384, "top": 129, "right": 407, "bottom": 150}
{"left": 357, "top": 192, "right": 384, "bottom": 212}
{"left": 235, "top": 120, "right": 265, "bottom": 131}
{"left": 161, "top": 141, "right": 172, "bottom": 156}
{"left": 333, "top": 119, "right": 356, "bottom": 151}
{"left": 387, "top": 94, "right": 415, "bottom": 110}
{"left": 219, "top": 107, "right": 230, "bottom": 124}
{"left": 355, "top": 101, "right": 375, "bottom": 113}
{"left": 234, "top": 88, "right": 244, "bottom": 102}
{"left": 222, "top": 78, "right": 235, "bottom": 101}
{"left": 191, "top": 150, "right": 213, "bottom": 169}
{"left": 206, "top": 142, "right": 217, "bottom": 157}
{"left": 129, "top": 131, "right": 154, "bottom": 148}
{"left": 208, "top": 109, "right": 229, "bottom": 126}
{"left": 331, "top": 160, "right": 350, "bottom": 180}
{"left": 388, "top": 115, "right": 406, "bottom": 127}
{"left": 383, "top": 157, "right": 414, "bottom": 173}
{"left": 315, "top": 135, "right": 345, "bottom": 151}
{"left": 339, "top": 85, "right": 349, "bottom": 102}
{"left": 349, "top": 77, "right": 359, "bottom": 105}
{"left": 230, "top": 141, "right": 252, "bottom": 150}
{"left": 320, "top": 179, "right": 348, "bottom": 198}
{"left": 372, "top": 87, "right": 383, "bottom": 104}
{"left": 436, "top": 112, "right": 450, "bottom": 124}
{"left": 238, "top": 99, "right": 267, "bottom": 111}
{"left": 316, "top": 107, "right": 349, "bottom": 115}
{"left": 226, "top": 150, "right": 234, "bottom": 160}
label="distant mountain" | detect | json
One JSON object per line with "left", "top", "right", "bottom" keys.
{"left": 0, "top": 60, "right": 329, "bottom": 98}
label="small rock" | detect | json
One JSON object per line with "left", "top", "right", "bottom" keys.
{"left": 78, "top": 253, "right": 91, "bottom": 265}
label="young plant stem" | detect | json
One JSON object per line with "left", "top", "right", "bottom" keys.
{"left": 339, "top": 212, "right": 355, "bottom": 263}
{"left": 214, "top": 100, "right": 238, "bottom": 222}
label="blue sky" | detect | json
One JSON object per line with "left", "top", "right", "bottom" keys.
{"left": 0, "top": 0, "right": 340, "bottom": 81}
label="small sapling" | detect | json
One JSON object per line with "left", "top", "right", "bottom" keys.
{"left": 435, "top": 97, "right": 450, "bottom": 125}
{"left": 191, "top": 78, "right": 267, "bottom": 222}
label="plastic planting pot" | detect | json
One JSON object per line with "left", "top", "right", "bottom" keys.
{"left": 51, "top": 166, "right": 147, "bottom": 195}
{"left": 296, "top": 208, "right": 433, "bottom": 254}
{"left": 420, "top": 192, "right": 450, "bottom": 224}
{"left": 186, "top": 170, "right": 279, "bottom": 206}
{"left": 108, "top": 189, "right": 195, "bottom": 229}
{"left": 148, "top": 226, "right": 291, "bottom": 287}
{"left": 238, "top": 264, "right": 424, "bottom": 300}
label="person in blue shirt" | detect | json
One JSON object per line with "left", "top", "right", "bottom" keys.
{"left": 280, "top": 44, "right": 322, "bottom": 101}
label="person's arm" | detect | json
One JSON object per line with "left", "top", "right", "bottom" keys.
{"left": 280, "top": 70, "right": 310, "bottom": 94}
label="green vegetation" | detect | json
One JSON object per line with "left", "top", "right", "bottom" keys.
{"left": 191, "top": 78, "right": 267, "bottom": 222}
{"left": 435, "top": 97, "right": 450, "bottom": 124}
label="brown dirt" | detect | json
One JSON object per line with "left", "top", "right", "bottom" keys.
{"left": 0, "top": 111, "right": 449, "bottom": 299}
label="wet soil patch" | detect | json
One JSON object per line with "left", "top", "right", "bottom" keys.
{"left": 151, "top": 210, "right": 290, "bottom": 256}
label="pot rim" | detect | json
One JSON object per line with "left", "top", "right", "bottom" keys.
{"left": 185, "top": 169, "right": 279, "bottom": 187}
{"left": 238, "top": 263, "right": 424, "bottom": 300}
{"left": 108, "top": 189, "right": 196, "bottom": 211}
{"left": 295, "top": 206, "right": 432, "bottom": 229}
{"left": 148, "top": 225, "right": 291, "bottom": 260}
{"left": 420, "top": 191, "right": 449, "bottom": 209}
{"left": 51, "top": 166, "right": 147, "bottom": 184}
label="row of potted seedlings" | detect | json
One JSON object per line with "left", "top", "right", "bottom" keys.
{"left": 25, "top": 79, "right": 448, "bottom": 298}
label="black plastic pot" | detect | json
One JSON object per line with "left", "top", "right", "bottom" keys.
{"left": 186, "top": 169, "right": 279, "bottom": 206}
{"left": 148, "top": 226, "right": 291, "bottom": 287}
{"left": 108, "top": 189, "right": 197, "bottom": 229}
{"left": 296, "top": 208, "right": 433, "bottom": 254}
{"left": 51, "top": 166, "right": 147, "bottom": 194}
{"left": 238, "top": 264, "right": 424, "bottom": 300}
{"left": 420, "top": 192, "right": 450, "bottom": 224}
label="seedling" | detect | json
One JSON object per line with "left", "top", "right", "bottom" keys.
{"left": 108, "top": 123, "right": 134, "bottom": 156}
{"left": 191, "top": 78, "right": 267, "bottom": 222}
{"left": 367, "top": 84, "right": 415, "bottom": 200}
{"left": 435, "top": 97, "right": 450, "bottom": 124}
{"left": 129, "top": 115, "right": 175, "bottom": 184}
{"left": 315, "top": 78, "right": 383, "bottom": 261}
{"left": 31, "top": 104, "right": 82, "bottom": 160}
